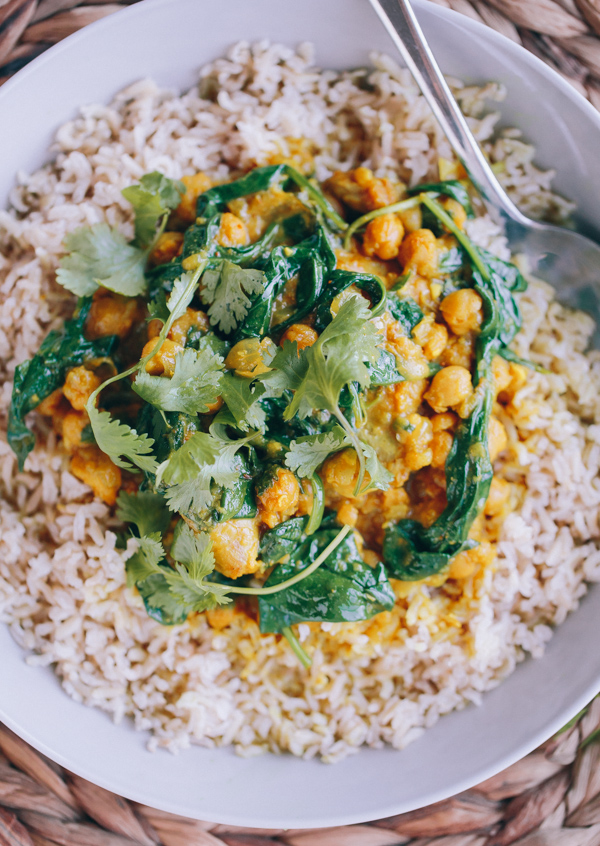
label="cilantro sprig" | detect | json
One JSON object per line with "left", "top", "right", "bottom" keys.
{"left": 285, "top": 428, "right": 392, "bottom": 493}
{"left": 201, "top": 260, "right": 267, "bottom": 334}
{"left": 122, "top": 502, "right": 352, "bottom": 627}
{"left": 264, "top": 296, "right": 385, "bottom": 494}
{"left": 156, "top": 429, "right": 252, "bottom": 514}
{"left": 126, "top": 523, "right": 232, "bottom": 619}
{"left": 56, "top": 172, "right": 184, "bottom": 298}
{"left": 133, "top": 347, "right": 224, "bottom": 415}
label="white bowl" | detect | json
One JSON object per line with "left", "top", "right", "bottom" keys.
{"left": 1, "top": 0, "right": 600, "bottom": 828}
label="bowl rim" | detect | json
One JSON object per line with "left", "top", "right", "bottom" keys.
{"left": 1, "top": 0, "right": 600, "bottom": 828}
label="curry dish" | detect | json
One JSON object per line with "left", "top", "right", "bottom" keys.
{"left": 7, "top": 156, "right": 530, "bottom": 665}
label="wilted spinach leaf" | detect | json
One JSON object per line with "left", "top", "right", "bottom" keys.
{"left": 259, "top": 518, "right": 395, "bottom": 632}
{"left": 8, "top": 298, "right": 118, "bottom": 469}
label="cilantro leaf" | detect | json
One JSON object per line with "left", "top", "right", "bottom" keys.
{"left": 116, "top": 490, "right": 171, "bottom": 537}
{"left": 125, "top": 523, "right": 230, "bottom": 621}
{"left": 122, "top": 172, "right": 185, "bottom": 248}
{"left": 167, "top": 271, "right": 198, "bottom": 322}
{"left": 260, "top": 339, "right": 308, "bottom": 397}
{"left": 220, "top": 372, "right": 266, "bottom": 431}
{"left": 285, "top": 429, "right": 391, "bottom": 491}
{"left": 285, "top": 297, "right": 382, "bottom": 420}
{"left": 158, "top": 431, "right": 245, "bottom": 513}
{"left": 133, "top": 348, "right": 224, "bottom": 414}
{"left": 147, "top": 289, "right": 169, "bottom": 322}
{"left": 88, "top": 405, "right": 157, "bottom": 473}
{"left": 125, "top": 533, "right": 165, "bottom": 587}
{"left": 138, "top": 574, "right": 189, "bottom": 624}
{"left": 201, "top": 260, "right": 266, "bottom": 333}
{"left": 285, "top": 429, "right": 348, "bottom": 477}
{"left": 168, "top": 523, "right": 231, "bottom": 609}
{"left": 56, "top": 223, "right": 147, "bottom": 297}
{"left": 361, "top": 441, "right": 393, "bottom": 491}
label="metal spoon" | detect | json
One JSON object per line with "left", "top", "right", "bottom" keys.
{"left": 368, "top": 0, "right": 600, "bottom": 332}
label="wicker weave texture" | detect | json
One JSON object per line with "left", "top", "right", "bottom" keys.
{"left": 1, "top": 0, "right": 600, "bottom": 843}
{"left": 1, "top": 0, "right": 600, "bottom": 101}
{"left": 0, "top": 701, "right": 600, "bottom": 845}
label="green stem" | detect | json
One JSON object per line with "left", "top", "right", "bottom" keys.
{"left": 305, "top": 473, "right": 325, "bottom": 535}
{"left": 282, "top": 626, "right": 312, "bottom": 669}
{"left": 285, "top": 166, "right": 348, "bottom": 231}
{"left": 334, "top": 408, "right": 366, "bottom": 497}
{"left": 419, "top": 194, "right": 489, "bottom": 280}
{"left": 343, "top": 196, "right": 422, "bottom": 251}
{"left": 227, "top": 524, "right": 351, "bottom": 596}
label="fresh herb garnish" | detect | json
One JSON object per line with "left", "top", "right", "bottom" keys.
{"left": 116, "top": 489, "right": 171, "bottom": 537}
{"left": 57, "top": 173, "right": 185, "bottom": 298}
{"left": 133, "top": 347, "right": 224, "bottom": 415}
{"left": 200, "top": 261, "right": 267, "bottom": 334}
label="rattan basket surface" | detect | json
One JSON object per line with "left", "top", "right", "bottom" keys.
{"left": 1, "top": 0, "right": 600, "bottom": 843}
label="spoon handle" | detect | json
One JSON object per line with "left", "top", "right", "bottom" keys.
{"left": 368, "top": 0, "right": 528, "bottom": 226}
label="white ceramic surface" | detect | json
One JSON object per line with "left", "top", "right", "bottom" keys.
{"left": 1, "top": 0, "right": 600, "bottom": 828}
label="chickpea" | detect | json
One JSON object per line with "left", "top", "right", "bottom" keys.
{"left": 147, "top": 319, "right": 163, "bottom": 340}
{"left": 398, "top": 204, "right": 422, "bottom": 233}
{"left": 440, "top": 334, "right": 475, "bottom": 369}
{"left": 168, "top": 307, "right": 210, "bottom": 346}
{"left": 296, "top": 481, "right": 314, "bottom": 517}
{"left": 431, "top": 430, "right": 453, "bottom": 469}
{"left": 70, "top": 445, "right": 121, "bottom": 506}
{"left": 150, "top": 231, "right": 184, "bottom": 266}
{"left": 488, "top": 416, "right": 507, "bottom": 461}
{"left": 321, "top": 449, "right": 364, "bottom": 498}
{"left": 206, "top": 606, "right": 236, "bottom": 630}
{"left": 441, "top": 197, "right": 467, "bottom": 230}
{"left": 279, "top": 323, "right": 318, "bottom": 351}
{"left": 362, "top": 214, "right": 404, "bottom": 260}
{"left": 431, "top": 411, "right": 458, "bottom": 433}
{"left": 36, "top": 388, "right": 65, "bottom": 417}
{"left": 335, "top": 249, "right": 390, "bottom": 285}
{"left": 412, "top": 315, "right": 448, "bottom": 360}
{"left": 86, "top": 291, "right": 141, "bottom": 340}
{"left": 324, "top": 167, "right": 400, "bottom": 212}
{"left": 257, "top": 467, "right": 300, "bottom": 529}
{"left": 440, "top": 289, "right": 484, "bottom": 337}
{"left": 382, "top": 486, "right": 409, "bottom": 522}
{"left": 216, "top": 212, "right": 250, "bottom": 248}
{"left": 398, "top": 229, "right": 438, "bottom": 278}
{"left": 63, "top": 366, "right": 101, "bottom": 411}
{"left": 225, "top": 337, "right": 274, "bottom": 378}
{"left": 491, "top": 355, "right": 512, "bottom": 397}
{"left": 141, "top": 337, "right": 184, "bottom": 377}
{"left": 484, "top": 477, "right": 511, "bottom": 517}
{"left": 336, "top": 500, "right": 359, "bottom": 527}
{"left": 176, "top": 172, "right": 212, "bottom": 223}
{"left": 62, "top": 411, "right": 89, "bottom": 453}
{"left": 424, "top": 365, "right": 473, "bottom": 413}
{"left": 448, "top": 549, "right": 478, "bottom": 580}
{"left": 387, "top": 334, "right": 431, "bottom": 381}
{"left": 448, "top": 541, "right": 495, "bottom": 580}
{"left": 498, "top": 362, "right": 528, "bottom": 402}
{"left": 397, "top": 413, "right": 433, "bottom": 472}
{"left": 210, "top": 518, "right": 260, "bottom": 579}
{"left": 392, "top": 379, "right": 427, "bottom": 416}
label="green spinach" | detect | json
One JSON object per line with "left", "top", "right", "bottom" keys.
{"left": 8, "top": 298, "right": 118, "bottom": 469}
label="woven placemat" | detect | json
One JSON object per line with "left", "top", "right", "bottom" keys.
{"left": 2, "top": 0, "right": 600, "bottom": 843}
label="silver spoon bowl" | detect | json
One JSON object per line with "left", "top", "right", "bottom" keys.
{"left": 369, "top": 0, "right": 600, "bottom": 338}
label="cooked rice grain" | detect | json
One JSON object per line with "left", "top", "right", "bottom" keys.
{"left": 0, "top": 43, "right": 598, "bottom": 761}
